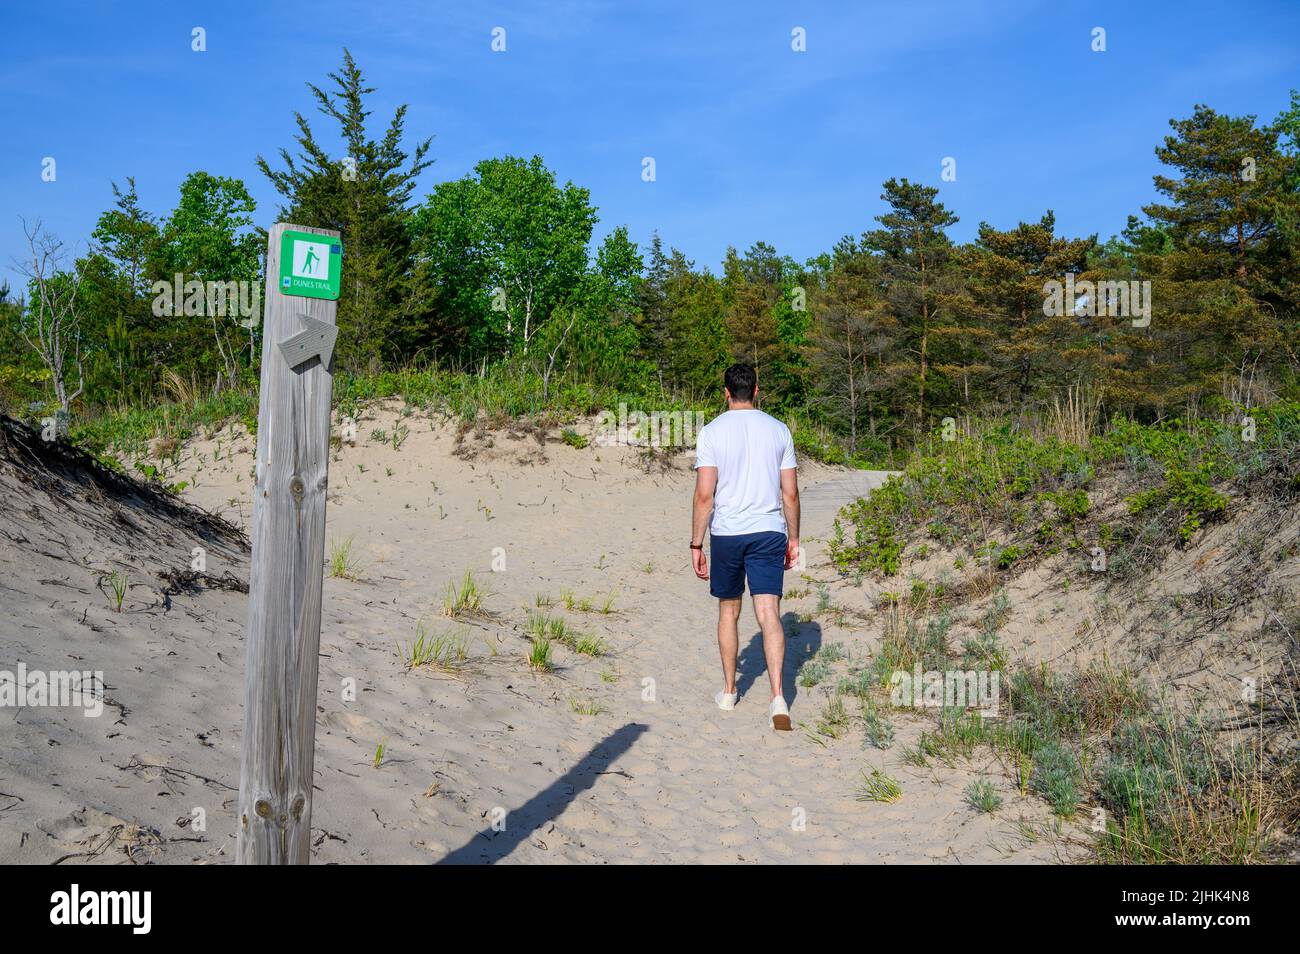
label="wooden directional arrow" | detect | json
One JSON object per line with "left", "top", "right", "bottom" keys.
{"left": 278, "top": 314, "right": 338, "bottom": 370}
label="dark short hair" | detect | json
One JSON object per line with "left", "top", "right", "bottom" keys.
{"left": 724, "top": 363, "right": 757, "bottom": 402}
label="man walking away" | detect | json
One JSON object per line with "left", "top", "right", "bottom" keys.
{"left": 690, "top": 363, "right": 800, "bottom": 730}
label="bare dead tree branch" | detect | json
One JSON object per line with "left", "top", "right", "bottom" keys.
{"left": 15, "top": 219, "right": 86, "bottom": 420}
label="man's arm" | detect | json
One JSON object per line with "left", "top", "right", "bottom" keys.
{"left": 691, "top": 466, "right": 716, "bottom": 579}
{"left": 780, "top": 467, "right": 800, "bottom": 569}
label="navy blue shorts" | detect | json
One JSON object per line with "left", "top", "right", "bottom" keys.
{"left": 709, "top": 531, "right": 787, "bottom": 599}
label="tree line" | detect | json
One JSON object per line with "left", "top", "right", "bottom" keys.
{"left": 2, "top": 50, "right": 1297, "bottom": 462}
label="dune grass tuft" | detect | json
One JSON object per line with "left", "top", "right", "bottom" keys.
{"left": 857, "top": 767, "right": 903, "bottom": 803}
{"left": 526, "top": 636, "right": 554, "bottom": 673}
{"left": 527, "top": 610, "right": 606, "bottom": 656}
{"left": 443, "top": 569, "right": 490, "bottom": 618}
{"left": 107, "top": 570, "right": 128, "bottom": 612}
{"left": 398, "top": 622, "right": 468, "bottom": 670}
{"left": 814, "top": 694, "right": 852, "bottom": 739}
{"left": 569, "top": 697, "right": 606, "bottom": 716}
{"left": 329, "top": 535, "right": 364, "bottom": 580}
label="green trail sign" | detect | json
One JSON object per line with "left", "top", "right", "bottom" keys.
{"left": 278, "top": 229, "right": 342, "bottom": 300}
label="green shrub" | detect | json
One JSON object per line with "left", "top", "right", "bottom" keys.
{"left": 560, "top": 427, "right": 588, "bottom": 449}
{"left": 1030, "top": 740, "right": 1082, "bottom": 817}
{"left": 830, "top": 404, "right": 1300, "bottom": 581}
{"left": 1127, "top": 462, "right": 1229, "bottom": 541}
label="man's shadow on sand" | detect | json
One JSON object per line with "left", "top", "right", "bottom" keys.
{"left": 436, "top": 722, "right": 647, "bottom": 865}
{"left": 737, "top": 611, "right": 821, "bottom": 707}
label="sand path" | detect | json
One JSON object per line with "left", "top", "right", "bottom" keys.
{"left": 0, "top": 407, "right": 1067, "bottom": 863}
{"left": 191, "top": 407, "right": 1062, "bottom": 863}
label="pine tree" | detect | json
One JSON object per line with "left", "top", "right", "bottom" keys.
{"left": 963, "top": 213, "right": 1095, "bottom": 405}
{"left": 663, "top": 250, "right": 729, "bottom": 398}
{"left": 808, "top": 239, "right": 898, "bottom": 455}
{"left": 1133, "top": 104, "right": 1292, "bottom": 408}
{"left": 862, "top": 179, "right": 961, "bottom": 430}
{"left": 258, "top": 49, "right": 433, "bottom": 369}
{"left": 722, "top": 245, "right": 780, "bottom": 392}
{"left": 636, "top": 231, "right": 672, "bottom": 388}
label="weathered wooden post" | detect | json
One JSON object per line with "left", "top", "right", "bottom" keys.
{"left": 238, "top": 223, "right": 342, "bottom": 864}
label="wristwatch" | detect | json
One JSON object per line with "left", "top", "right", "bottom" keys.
{"left": 689, "top": 543, "right": 703, "bottom": 550}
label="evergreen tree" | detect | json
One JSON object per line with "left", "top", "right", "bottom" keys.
{"left": 722, "top": 245, "right": 780, "bottom": 389}
{"left": 1134, "top": 104, "right": 1292, "bottom": 408}
{"left": 862, "top": 178, "right": 961, "bottom": 430}
{"left": 808, "top": 239, "right": 897, "bottom": 455}
{"left": 663, "top": 250, "right": 730, "bottom": 398}
{"left": 636, "top": 231, "right": 672, "bottom": 387}
{"left": 963, "top": 213, "right": 1095, "bottom": 405}
{"left": 258, "top": 49, "right": 433, "bottom": 369}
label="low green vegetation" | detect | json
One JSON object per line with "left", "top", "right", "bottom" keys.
{"left": 526, "top": 636, "right": 554, "bottom": 673}
{"left": 813, "top": 694, "right": 852, "bottom": 740}
{"left": 106, "top": 570, "right": 128, "bottom": 613}
{"left": 552, "top": 586, "right": 619, "bottom": 615}
{"left": 831, "top": 403, "right": 1300, "bottom": 579}
{"left": 573, "top": 633, "right": 609, "bottom": 657}
{"left": 965, "top": 779, "right": 1002, "bottom": 814}
{"left": 909, "top": 663, "right": 1282, "bottom": 864}
{"left": 398, "top": 622, "right": 468, "bottom": 671}
{"left": 857, "top": 767, "right": 903, "bottom": 803}
{"left": 328, "top": 535, "right": 364, "bottom": 580}
{"left": 797, "top": 642, "right": 846, "bottom": 687}
{"left": 829, "top": 404, "right": 1298, "bottom": 862}
{"left": 860, "top": 696, "right": 895, "bottom": 750}
{"left": 560, "top": 428, "right": 588, "bottom": 449}
{"left": 443, "top": 569, "right": 490, "bottom": 618}
{"left": 526, "top": 610, "right": 607, "bottom": 657}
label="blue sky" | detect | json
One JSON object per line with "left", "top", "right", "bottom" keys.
{"left": 1, "top": 0, "right": 1297, "bottom": 287}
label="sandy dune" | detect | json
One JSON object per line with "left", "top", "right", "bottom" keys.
{"left": 0, "top": 407, "right": 1071, "bottom": 864}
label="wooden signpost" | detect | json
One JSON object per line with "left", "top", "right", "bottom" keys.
{"left": 238, "top": 223, "right": 342, "bottom": 864}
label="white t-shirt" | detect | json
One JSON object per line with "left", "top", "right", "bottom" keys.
{"left": 694, "top": 409, "right": 797, "bottom": 537}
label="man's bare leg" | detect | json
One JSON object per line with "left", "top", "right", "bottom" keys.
{"left": 717, "top": 597, "right": 742, "bottom": 694}
{"left": 752, "top": 594, "right": 785, "bottom": 701}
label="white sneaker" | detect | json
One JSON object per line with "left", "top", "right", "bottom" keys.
{"left": 715, "top": 690, "right": 738, "bottom": 711}
{"left": 768, "top": 696, "right": 791, "bottom": 731}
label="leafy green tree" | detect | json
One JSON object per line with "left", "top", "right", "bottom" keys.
{"left": 81, "top": 179, "right": 166, "bottom": 405}
{"left": 159, "top": 172, "right": 262, "bottom": 388}
{"left": 551, "top": 226, "right": 645, "bottom": 387}
{"left": 590, "top": 226, "right": 643, "bottom": 330}
{"left": 0, "top": 281, "right": 45, "bottom": 413}
{"left": 412, "top": 155, "right": 597, "bottom": 361}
